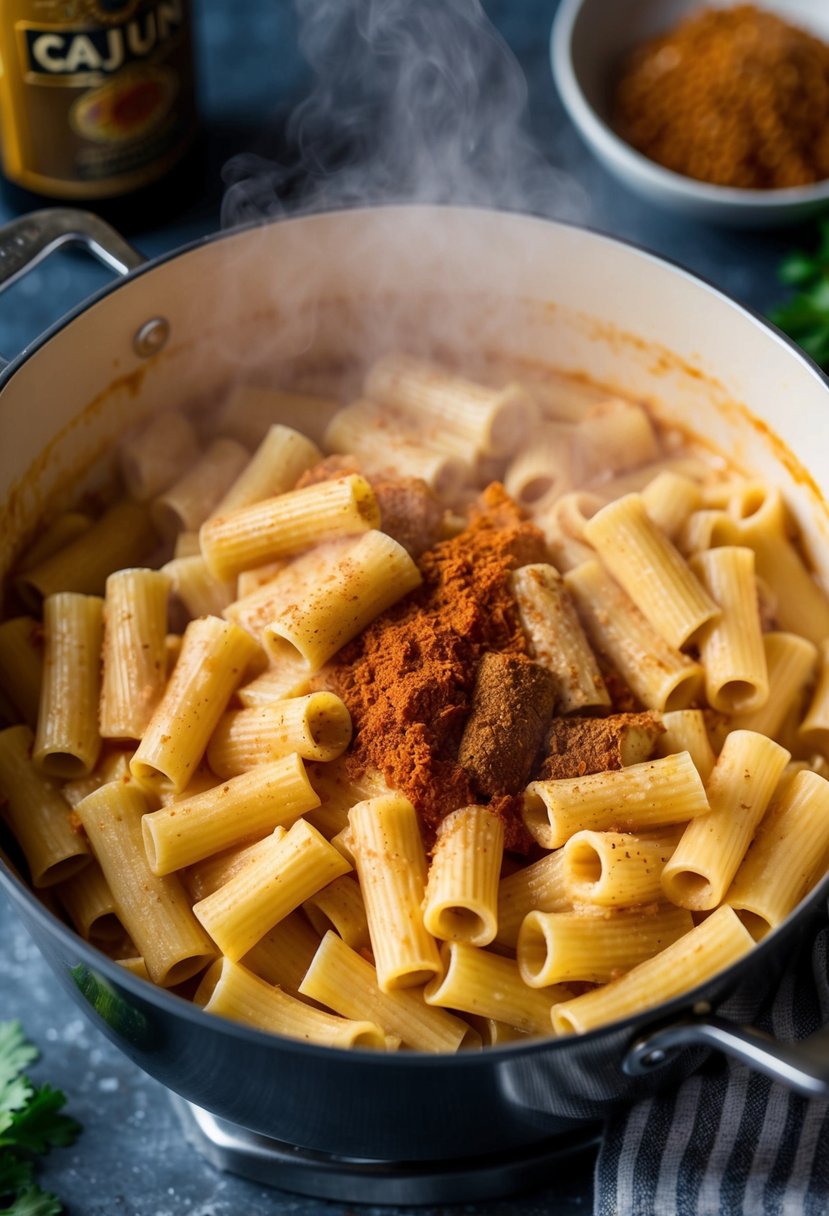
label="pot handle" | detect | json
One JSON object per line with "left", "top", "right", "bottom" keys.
{"left": 0, "top": 208, "right": 145, "bottom": 293}
{"left": 624, "top": 1013, "right": 829, "bottom": 1097}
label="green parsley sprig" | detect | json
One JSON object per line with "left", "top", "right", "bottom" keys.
{"left": 770, "top": 219, "right": 829, "bottom": 368}
{"left": 0, "top": 1022, "right": 79, "bottom": 1216}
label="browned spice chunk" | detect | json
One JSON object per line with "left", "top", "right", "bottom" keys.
{"left": 613, "top": 5, "right": 829, "bottom": 189}
{"left": 326, "top": 484, "right": 548, "bottom": 850}
{"left": 536, "top": 712, "right": 664, "bottom": 781}
{"left": 458, "top": 653, "right": 557, "bottom": 797}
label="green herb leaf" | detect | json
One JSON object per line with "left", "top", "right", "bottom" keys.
{"left": 777, "top": 252, "right": 818, "bottom": 286}
{"left": 0, "top": 1028, "right": 37, "bottom": 1102}
{"left": 0, "top": 1151, "right": 34, "bottom": 1197}
{"left": 0, "top": 1090, "right": 79, "bottom": 1155}
{"left": 0, "top": 1183, "right": 64, "bottom": 1216}
{"left": 770, "top": 226, "right": 829, "bottom": 369}
{"left": 0, "top": 1023, "right": 80, "bottom": 1216}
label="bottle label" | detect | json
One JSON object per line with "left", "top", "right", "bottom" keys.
{"left": 0, "top": 0, "right": 196, "bottom": 199}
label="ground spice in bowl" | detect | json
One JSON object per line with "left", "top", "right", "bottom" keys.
{"left": 612, "top": 4, "right": 829, "bottom": 189}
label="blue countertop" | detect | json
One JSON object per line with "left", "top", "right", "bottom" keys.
{"left": 0, "top": 1, "right": 816, "bottom": 1213}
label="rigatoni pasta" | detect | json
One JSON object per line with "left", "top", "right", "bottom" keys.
{"left": 200, "top": 474, "right": 380, "bottom": 581}
{"left": 130, "top": 615, "right": 260, "bottom": 792}
{"left": 192, "top": 819, "right": 350, "bottom": 961}
{"left": 4, "top": 351, "right": 829, "bottom": 1059}
{"left": 142, "top": 753, "right": 320, "bottom": 874}
{"left": 99, "top": 568, "right": 171, "bottom": 740}
{"left": 34, "top": 592, "right": 103, "bottom": 778}
{"left": 0, "top": 724, "right": 90, "bottom": 886}
{"left": 76, "top": 780, "right": 215, "bottom": 986}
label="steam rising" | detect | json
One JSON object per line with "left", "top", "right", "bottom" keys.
{"left": 221, "top": 0, "right": 588, "bottom": 225}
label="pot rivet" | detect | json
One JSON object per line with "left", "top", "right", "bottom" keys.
{"left": 134, "top": 317, "right": 170, "bottom": 358}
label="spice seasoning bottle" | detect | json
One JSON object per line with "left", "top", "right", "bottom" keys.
{"left": 0, "top": 0, "right": 200, "bottom": 226}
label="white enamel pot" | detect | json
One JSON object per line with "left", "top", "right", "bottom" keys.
{"left": 2, "top": 206, "right": 829, "bottom": 1196}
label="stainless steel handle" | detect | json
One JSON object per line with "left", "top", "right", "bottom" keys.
{"left": 624, "top": 1013, "right": 829, "bottom": 1098}
{"left": 0, "top": 208, "right": 146, "bottom": 293}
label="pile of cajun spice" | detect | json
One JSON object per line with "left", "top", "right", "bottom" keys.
{"left": 612, "top": 5, "right": 829, "bottom": 189}
{"left": 325, "top": 484, "right": 550, "bottom": 852}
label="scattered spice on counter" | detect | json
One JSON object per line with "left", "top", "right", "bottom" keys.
{"left": 327, "top": 483, "right": 548, "bottom": 850}
{"left": 613, "top": 5, "right": 829, "bottom": 188}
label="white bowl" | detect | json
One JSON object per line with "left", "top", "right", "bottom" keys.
{"left": 551, "top": 0, "right": 829, "bottom": 227}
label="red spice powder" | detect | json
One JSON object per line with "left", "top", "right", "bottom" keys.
{"left": 327, "top": 484, "right": 548, "bottom": 850}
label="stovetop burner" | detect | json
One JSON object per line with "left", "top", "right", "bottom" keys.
{"left": 171, "top": 1094, "right": 601, "bottom": 1205}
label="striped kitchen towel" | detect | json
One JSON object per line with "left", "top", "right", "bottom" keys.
{"left": 595, "top": 924, "right": 829, "bottom": 1216}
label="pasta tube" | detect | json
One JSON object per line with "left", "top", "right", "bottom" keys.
{"left": 551, "top": 906, "right": 753, "bottom": 1035}
{"left": 195, "top": 958, "right": 386, "bottom": 1048}
{"left": 728, "top": 484, "right": 829, "bottom": 645}
{"left": 690, "top": 547, "right": 768, "bottom": 713}
{"left": 518, "top": 905, "right": 693, "bottom": 986}
{"left": 299, "top": 931, "right": 479, "bottom": 1052}
{"left": 349, "top": 794, "right": 442, "bottom": 991}
{"left": 192, "top": 819, "right": 350, "bottom": 960}
{"left": 224, "top": 540, "right": 348, "bottom": 638}
{"left": 574, "top": 398, "right": 660, "bottom": 481}
{"left": 56, "top": 860, "right": 123, "bottom": 946}
{"left": 0, "top": 725, "right": 90, "bottom": 886}
{"left": 151, "top": 438, "right": 249, "bottom": 540}
{"left": 562, "top": 829, "right": 681, "bottom": 908}
{"left": 583, "top": 493, "right": 719, "bottom": 649}
{"left": 130, "top": 616, "right": 260, "bottom": 792}
{"left": 641, "top": 471, "right": 702, "bottom": 540}
{"left": 212, "top": 384, "right": 340, "bottom": 448}
{"left": 503, "top": 422, "right": 575, "bottom": 509}
{"left": 162, "top": 556, "right": 236, "bottom": 619}
{"left": 34, "top": 593, "right": 103, "bottom": 778}
{"left": 99, "top": 568, "right": 171, "bottom": 740}
{"left": 422, "top": 806, "right": 504, "bottom": 946}
{"left": 303, "top": 874, "right": 371, "bottom": 951}
{"left": 119, "top": 410, "right": 200, "bottom": 501}
{"left": 14, "top": 499, "right": 156, "bottom": 608}
{"left": 424, "top": 942, "right": 568, "bottom": 1036}
{"left": 206, "top": 693, "right": 352, "bottom": 778}
{"left": 76, "top": 781, "right": 215, "bottom": 985}
{"left": 184, "top": 834, "right": 275, "bottom": 903}
{"left": 661, "top": 730, "right": 790, "bottom": 910}
{"left": 510, "top": 563, "right": 610, "bottom": 713}
{"left": 655, "top": 710, "right": 716, "bottom": 782}
{"left": 0, "top": 616, "right": 43, "bottom": 728}
{"left": 730, "top": 633, "right": 817, "bottom": 739}
{"left": 676, "top": 509, "right": 739, "bottom": 558}
{"left": 798, "top": 639, "right": 829, "bottom": 758}
{"left": 726, "top": 770, "right": 829, "bottom": 938}
{"left": 364, "top": 354, "right": 539, "bottom": 458}
{"left": 523, "top": 752, "right": 710, "bottom": 850}
{"left": 564, "top": 560, "right": 704, "bottom": 711}
{"left": 200, "top": 474, "right": 380, "bottom": 581}
{"left": 241, "top": 910, "right": 322, "bottom": 996}
{"left": 211, "top": 424, "right": 322, "bottom": 517}
{"left": 263, "top": 531, "right": 422, "bottom": 671}
{"left": 324, "top": 399, "right": 469, "bottom": 496}
{"left": 15, "top": 512, "right": 92, "bottom": 573}
{"left": 235, "top": 661, "right": 312, "bottom": 707}
{"left": 495, "top": 850, "right": 571, "bottom": 949}
{"left": 142, "top": 753, "right": 320, "bottom": 874}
